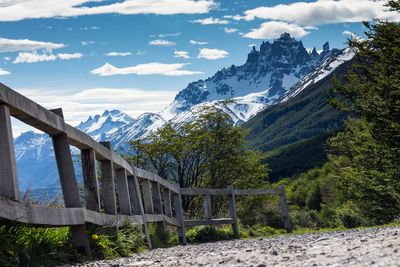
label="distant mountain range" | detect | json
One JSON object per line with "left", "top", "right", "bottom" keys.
{"left": 14, "top": 33, "right": 354, "bottom": 192}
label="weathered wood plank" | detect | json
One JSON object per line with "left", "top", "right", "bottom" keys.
{"left": 184, "top": 218, "right": 233, "bottom": 227}
{"left": 135, "top": 167, "right": 179, "bottom": 194}
{"left": 180, "top": 188, "right": 278, "bottom": 196}
{"left": 115, "top": 168, "right": 132, "bottom": 215}
{"left": 173, "top": 192, "right": 187, "bottom": 245}
{"left": 203, "top": 194, "right": 212, "bottom": 220}
{"left": 162, "top": 189, "right": 172, "bottom": 217}
{"left": 227, "top": 185, "right": 239, "bottom": 238}
{"left": 0, "top": 104, "right": 19, "bottom": 200}
{"left": 81, "top": 149, "right": 100, "bottom": 212}
{"left": 151, "top": 182, "right": 163, "bottom": 214}
{"left": 0, "top": 196, "right": 143, "bottom": 226}
{"left": 127, "top": 172, "right": 152, "bottom": 249}
{"left": 50, "top": 108, "right": 91, "bottom": 257}
{"left": 0, "top": 83, "right": 65, "bottom": 135}
{"left": 141, "top": 179, "right": 154, "bottom": 214}
{"left": 278, "top": 185, "right": 293, "bottom": 232}
{"left": 180, "top": 188, "right": 230, "bottom": 196}
{"left": 100, "top": 141, "right": 117, "bottom": 215}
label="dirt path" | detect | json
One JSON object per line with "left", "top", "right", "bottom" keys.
{"left": 76, "top": 226, "right": 399, "bottom": 266}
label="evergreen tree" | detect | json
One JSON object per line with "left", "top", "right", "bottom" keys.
{"left": 329, "top": 4, "right": 400, "bottom": 224}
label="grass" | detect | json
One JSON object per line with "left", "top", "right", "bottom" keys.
{"left": 0, "top": 219, "right": 146, "bottom": 267}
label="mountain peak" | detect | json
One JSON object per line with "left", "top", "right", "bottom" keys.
{"left": 278, "top": 32, "right": 292, "bottom": 41}
{"left": 102, "top": 109, "right": 122, "bottom": 117}
{"left": 323, "top": 42, "right": 330, "bottom": 51}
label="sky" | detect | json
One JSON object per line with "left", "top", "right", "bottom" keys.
{"left": 0, "top": 0, "right": 398, "bottom": 136}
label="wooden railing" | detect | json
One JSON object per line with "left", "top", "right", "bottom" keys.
{"left": 0, "top": 82, "right": 291, "bottom": 258}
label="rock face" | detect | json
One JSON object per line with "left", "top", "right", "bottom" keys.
{"left": 73, "top": 226, "right": 400, "bottom": 267}
{"left": 161, "top": 33, "right": 340, "bottom": 121}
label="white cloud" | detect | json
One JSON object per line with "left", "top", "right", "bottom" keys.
{"left": 0, "top": 68, "right": 10, "bottom": 75}
{"left": 156, "top": 32, "right": 181, "bottom": 38}
{"left": 241, "top": 0, "right": 400, "bottom": 26}
{"left": 13, "top": 51, "right": 83, "bottom": 63}
{"left": 81, "top": 41, "right": 95, "bottom": 46}
{"left": 136, "top": 50, "right": 147, "bottom": 56}
{"left": 192, "top": 17, "right": 229, "bottom": 25}
{"left": 105, "top": 51, "right": 132, "bottom": 57}
{"left": 14, "top": 87, "right": 178, "bottom": 128}
{"left": 224, "top": 27, "right": 238, "bottom": 33}
{"left": 243, "top": 21, "right": 310, "bottom": 39}
{"left": 198, "top": 48, "right": 229, "bottom": 60}
{"left": 0, "top": 0, "right": 216, "bottom": 21}
{"left": 149, "top": 39, "right": 176, "bottom": 46}
{"left": 190, "top": 40, "right": 208, "bottom": 45}
{"left": 343, "top": 30, "right": 364, "bottom": 41}
{"left": 174, "top": 50, "right": 191, "bottom": 59}
{"left": 0, "top": 37, "right": 64, "bottom": 52}
{"left": 91, "top": 62, "right": 203, "bottom": 76}
{"left": 79, "top": 26, "right": 100, "bottom": 30}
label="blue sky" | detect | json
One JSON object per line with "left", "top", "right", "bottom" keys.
{"left": 0, "top": 0, "right": 398, "bottom": 135}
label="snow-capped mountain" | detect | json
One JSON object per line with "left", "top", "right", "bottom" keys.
{"left": 279, "top": 48, "right": 355, "bottom": 103}
{"left": 15, "top": 109, "right": 135, "bottom": 190}
{"left": 160, "top": 33, "right": 341, "bottom": 124}
{"left": 14, "top": 33, "right": 354, "bottom": 192}
{"left": 76, "top": 109, "right": 135, "bottom": 141}
{"left": 109, "top": 112, "right": 166, "bottom": 153}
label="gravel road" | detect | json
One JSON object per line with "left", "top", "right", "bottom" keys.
{"left": 76, "top": 226, "right": 399, "bottom": 267}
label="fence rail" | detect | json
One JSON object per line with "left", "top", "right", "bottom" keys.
{"left": 0, "top": 82, "right": 291, "bottom": 258}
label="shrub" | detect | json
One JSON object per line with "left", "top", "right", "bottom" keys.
{"left": 289, "top": 210, "right": 320, "bottom": 229}
{"left": 186, "top": 226, "right": 234, "bottom": 243}
{"left": 336, "top": 202, "right": 365, "bottom": 228}
{"left": 88, "top": 220, "right": 145, "bottom": 259}
{"left": 0, "top": 223, "right": 74, "bottom": 267}
{"left": 245, "top": 225, "right": 285, "bottom": 237}
{"left": 148, "top": 223, "right": 174, "bottom": 248}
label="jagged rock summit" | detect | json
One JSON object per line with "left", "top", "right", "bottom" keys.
{"left": 161, "top": 33, "right": 340, "bottom": 122}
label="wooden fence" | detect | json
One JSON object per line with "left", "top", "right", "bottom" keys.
{"left": 0, "top": 82, "right": 291, "bottom": 258}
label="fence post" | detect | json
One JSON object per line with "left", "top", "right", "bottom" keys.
{"left": 141, "top": 179, "right": 154, "bottom": 214}
{"left": 162, "top": 189, "right": 172, "bottom": 217}
{"left": 81, "top": 149, "right": 100, "bottom": 211}
{"left": 127, "top": 171, "right": 152, "bottom": 249}
{"left": 50, "top": 108, "right": 91, "bottom": 258}
{"left": 99, "top": 141, "right": 117, "bottom": 215}
{"left": 0, "top": 104, "right": 19, "bottom": 200}
{"left": 203, "top": 194, "right": 212, "bottom": 220}
{"left": 115, "top": 168, "right": 132, "bottom": 215}
{"left": 173, "top": 191, "right": 187, "bottom": 245}
{"left": 278, "top": 185, "right": 292, "bottom": 232}
{"left": 227, "top": 185, "right": 239, "bottom": 238}
{"left": 151, "top": 181, "right": 165, "bottom": 232}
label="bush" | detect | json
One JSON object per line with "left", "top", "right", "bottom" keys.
{"left": 244, "top": 225, "right": 286, "bottom": 237}
{"left": 88, "top": 220, "right": 145, "bottom": 259}
{"left": 186, "top": 226, "right": 234, "bottom": 243}
{"left": 0, "top": 223, "right": 74, "bottom": 267}
{"left": 336, "top": 202, "right": 364, "bottom": 228}
{"left": 290, "top": 210, "right": 320, "bottom": 229}
{"left": 148, "top": 223, "right": 174, "bottom": 248}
